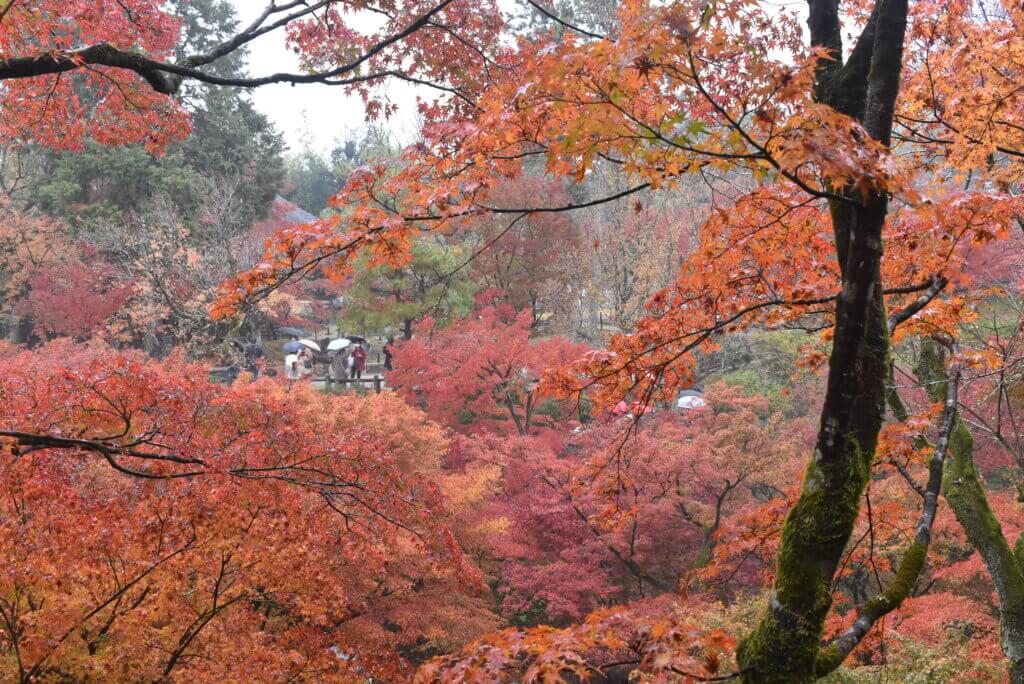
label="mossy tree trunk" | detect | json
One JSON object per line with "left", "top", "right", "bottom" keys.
{"left": 736, "top": 0, "right": 909, "bottom": 680}
{"left": 945, "top": 424, "right": 1024, "bottom": 682}
{"left": 809, "top": 340, "right": 960, "bottom": 676}
{"left": 909, "top": 339, "right": 1024, "bottom": 681}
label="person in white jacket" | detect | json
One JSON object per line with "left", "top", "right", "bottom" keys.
{"left": 296, "top": 347, "right": 314, "bottom": 377}
{"left": 284, "top": 352, "right": 301, "bottom": 380}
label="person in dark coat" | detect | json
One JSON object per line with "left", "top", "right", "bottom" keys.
{"left": 383, "top": 337, "right": 394, "bottom": 371}
{"left": 243, "top": 343, "right": 266, "bottom": 379}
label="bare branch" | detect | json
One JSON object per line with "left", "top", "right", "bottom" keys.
{"left": 887, "top": 275, "right": 948, "bottom": 334}
{"left": 0, "top": 1, "right": 461, "bottom": 97}
{"left": 524, "top": 0, "right": 608, "bottom": 41}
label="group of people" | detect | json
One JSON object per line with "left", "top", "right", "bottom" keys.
{"left": 282, "top": 342, "right": 369, "bottom": 382}
{"left": 219, "top": 341, "right": 268, "bottom": 383}
{"left": 327, "top": 344, "right": 368, "bottom": 381}
{"left": 221, "top": 337, "right": 393, "bottom": 387}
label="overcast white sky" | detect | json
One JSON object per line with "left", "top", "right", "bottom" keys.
{"left": 225, "top": 0, "right": 806, "bottom": 154}
{"left": 228, "top": 0, "right": 423, "bottom": 154}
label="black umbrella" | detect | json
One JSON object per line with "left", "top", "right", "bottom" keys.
{"left": 276, "top": 326, "right": 306, "bottom": 339}
{"left": 345, "top": 335, "right": 369, "bottom": 346}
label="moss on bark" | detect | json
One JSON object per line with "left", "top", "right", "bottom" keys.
{"left": 735, "top": 0, "right": 909, "bottom": 677}
{"left": 914, "top": 338, "right": 1024, "bottom": 680}
{"left": 737, "top": 435, "right": 876, "bottom": 682}
{"left": 943, "top": 418, "right": 1024, "bottom": 681}
{"left": 916, "top": 342, "right": 1021, "bottom": 679}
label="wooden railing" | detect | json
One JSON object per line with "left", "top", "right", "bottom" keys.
{"left": 209, "top": 366, "right": 385, "bottom": 393}
{"left": 319, "top": 376, "right": 385, "bottom": 393}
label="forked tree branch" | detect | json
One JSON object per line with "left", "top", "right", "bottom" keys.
{"left": 814, "top": 341, "right": 961, "bottom": 676}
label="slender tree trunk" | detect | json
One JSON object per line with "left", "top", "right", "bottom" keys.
{"left": 909, "top": 338, "right": 1024, "bottom": 680}
{"left": 943, "top": 418, "right": 1024, "bottom": 681}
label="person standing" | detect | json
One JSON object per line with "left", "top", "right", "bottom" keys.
{"left": 383, "top": 337, "right": 394, "bottom": 371}
{"left": 296, "top": 347, "right": 314, "bottom": 378}
{"left": 284, "top": 352, "right": 301, "bottom": 381}
{"left": 329, "top": 350, "right": 348, "bottom": 383}
{"left": 243, "top": 343, "right": 266, "bottom": 379}
{"left": 352, "top": 344, "right": 367, "bottom": 380}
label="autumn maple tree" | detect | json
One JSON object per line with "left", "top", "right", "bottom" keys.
{"left": 388, "top": 303, "right": 587, "bottom": 435}
{"left": 453, "top": 177, "right": 580, "bottom": 330}
{"left": 10, "top": 0, "right": 1024, "bottom": 681}
{"left": 496, "top": 385, "right": 808, "bottom": 621}
{"left": 0, "top": 0, "right": 503, "bottom": 150}
{"left": 14, "top": 244, "right": 134, "bottom": 340}
{"left": 209, "top": 0, "right": 1024, "bottom": 680}
{"left": 0, "top": 342, "right": 480, "bottom": 681}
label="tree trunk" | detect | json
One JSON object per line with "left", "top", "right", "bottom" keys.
{"left": 909, "top": 339, "right": 1024, "bottom": 680}
{"left": 944, "top": 419, "right": 1024, "bottom": 681}
{"left": 736, "top": 192, "right": 890, "bottom": 684}
{"left": 735, "top": 0, "right": 908, "bottom": 679}
{"left": 8, "top": 313, "right": 32, "bottom": 345}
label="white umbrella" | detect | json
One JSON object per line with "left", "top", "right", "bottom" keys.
{"left": 297, "top": 338, "right": 321, "bottom": 352}
{"left": 327, "top": 338, "right": 352, "bottom": 352}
